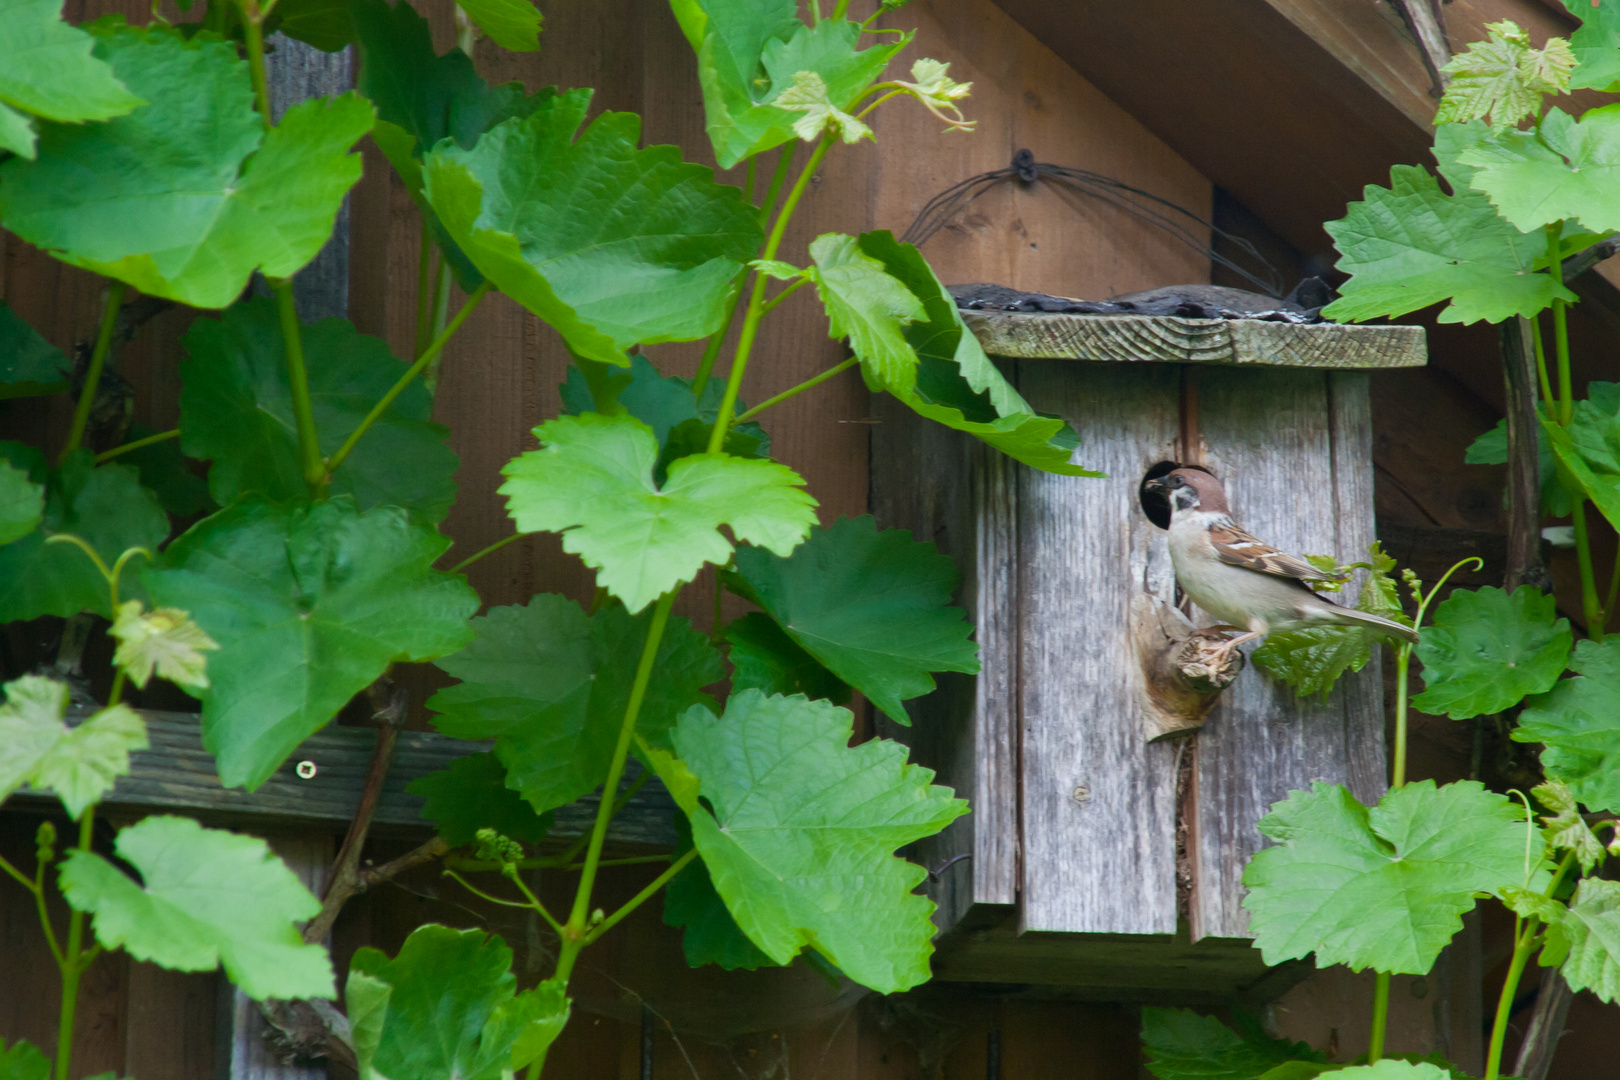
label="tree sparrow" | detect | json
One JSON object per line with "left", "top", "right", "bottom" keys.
{"left": 1144, "top": 468, "right": 1418, "bottom": 659}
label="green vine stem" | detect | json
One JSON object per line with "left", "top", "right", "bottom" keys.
{"left": 733, "top": 357, "right": 858, "bottom": 423}
{"left": 1368, "top": 973, "right": 1391, "bottom": 1062}
{"left": 94, "top": 428, "right": 180, "bottom": 464}
{"left": 1530, "top": 315, "right": 1554, "bottom": 413}
{"left": 271, "top": 278, "right": 328, "bottom": 495}
{"left": 53, "top": 809, "right": 96, "bottom": 1080}
{"left": 414, "top": 230, "right": 434, "bottom": 362}
{"left": 61, "top": 282, "right": 126, "bottom": 465}
{"left": 239, "top": 0, "right": 273, "bottom": 125}
{"left": 448, "top": 532, "right": 521, "bottom": 575}
{"left": 1572, "top": 501, "right": 1606, "bottom": 640}
{"left": 1484, "top": 848, "right": 1577, "bottom": 1080}
{"left": 582, "top": 849, "right": 698, "bottom": 945}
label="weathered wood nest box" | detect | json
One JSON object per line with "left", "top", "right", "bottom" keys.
{"left": 871, "top": 295, "right": 1426, "bottom": 1004}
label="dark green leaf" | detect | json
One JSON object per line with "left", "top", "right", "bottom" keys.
{"left": 406, "top": 751, "right": 551, "bottom": 846}
{"left": 1459, "top": 106, "right": 1620, "bottom": 234}
{"left": 723, "top": 612, "right": 849, "bottom": 703}
{"left": 0, "top": 459, "right": 44, "bottom": 545}
{"left": 121, "top": 425, "right": 212, "bottom": 518}
{"left": 143, "top": 498, "right": 478, "bottom": 790}
{"left": 1412, "top": 586, "right": 1571, "bottom": 718}
{"left": 456, "top": 0, "right": 541, "bottom": 52}
{"left": 658, "top": 690, "right": 967, "bottom": 992}
{"left": 180, "top": 297, "right": 458, "bottom": 524}
{"left": 266, "top": 0, "right": 357, "bottom": 51}
{"left": 423, "top": 90, "right": 764, "bottom": 364}
{"left": 1140, "top": 1008, "right": 1323, "bottom": 1080}
{"left": 0, "top": 0, "right": 143, "bottom": 159}
{"left": 428, "top": 594, "right": 720, "bottom": 814}
{"left": 1565, "top": 0, "right": 1620, "bottom": 91}
{"left": 0, "top": 301, "right": 68, "bottom": 385}
{"left": 1514, "top": 638, "right": 1620, "bottom": 813}
{"left": 727, "top": 515, "right": 978, "bottom": 723}
{"left": 663, "top": 814, "right": 776, "bottom": 971}
{"left": 1465, "top": 412, "right": 1575, "bottom": 518}
{"left": 1242, "top": 780, "right": 1529, "bottom": 973}
{"left": 346, "top": 924, "right": 568, "bottom": 1080}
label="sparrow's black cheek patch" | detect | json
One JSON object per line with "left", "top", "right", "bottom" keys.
{"left": 1139, "top": 461, "right": 1179, "bottom": 529}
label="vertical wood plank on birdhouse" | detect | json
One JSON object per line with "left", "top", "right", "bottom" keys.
{"left": 1187, "top": 369, "right": 1385, "bottom": 942}
{"left": 1016, "top": 360, "right": 1182, "bottom": 936}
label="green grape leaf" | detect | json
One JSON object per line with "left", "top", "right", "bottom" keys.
{"left": 663, "top": 814, "right": 776, "bottom": 971}
{"left": 1458, "top": 105, "right": 1620, "bottom": 234}
{"left": 0, "top": 676, "right": 147, "bottom": 819}
{"left": 499, "top": 412, "right": 815, "bottom": 613}
{"left": 856, "top": 230, "right": 1098, "bottom": 476}
{"left": 1412, "top": 586, "right": 1571, "bottom": 718}
{"left": 423, "top": 91, "right": 763, "bottom": 364}
{"left": 802, "top": 232, "right": 923, "bottom": 394}
{"left": 1544, "top": 878, "right": 1620, "bottom": 1003}
{"left": 266, "top": 0, "right": 357, "bottom": 52}
{"left": 1533, "top": 779, "right": 1603, "bottom": 872}
{"left": 1141, "top": 1008, "right": 1323, "bottom": 1080}
{"left": 1435, "top": 20, "right": 1573, "bottom": 127}
{"left": 1322, "top": 1066, "right": 1453, "bottom": 1080}
{"left": 774, "top": 70, "right": 871, "bottom": 144}
{"left": 143, "top": 498, "right": 478, "bottom": 790}
{"left": 120, "top": 424, "right": 213, "bottom": 519}
{"left": 662, "top": 690, "right": 968, "bottom": 992}
{"left": 406, "top": 752, "right": 551, "bottom": 846}
{"left": 0, "top": 102, "right": 32, "bottom": 158}
{"left": 0, "top": 301, "right": 68, "bottom": 386}
{"left": 58, "top": 815, "right": 334, "bottom": 1000}
{"left": 427, "top": 594, "right": 720, "bottom": 814}
{"left": 1544, "top": 390, "right": 1620, "bottom": 534}
{"left": 669, "top": 3, "right": 908, "bottom": 167}
{"left": 456, "top": 0, "right": 541, "bottom": 52}
{"left": 727, "top": 515, "right": 978, "bottom": 724}
{"left": 1565, "top": 0, "right": 1620, "bottom": 91}
{"left": 179, "top": 297, "right": 458, "bottom": 524}
{"left": 0, "top": 1038, "right": 50, "bottom": 1080}
{"left": 723, "top": 612, "right": 850, "bottom": 704}
{"left": 1514, "top": 638, "right": 1620, "bottom": 813}
{"left": 1466, "top": 412, "right": 1576, "bottom": 518}
{"left": 0, "top": 447, "right": 169, "bottom": 623}
{"left": 0, "top": 24, "right": 372, "bottom": 309}
{"left": 0, "top": 0, "right": 143, "bottom": 159}
{"left": 109, "top": 600, "right": 217, "bottom": 692}
{"left": 1321, "top": 165, "right": 1572, "bottom": 325}
{"left": 1241, "top": 780, "right": 1530, "bottom": 973}
{"left": 0, "top": 460, "right": 43, "bottom": 545}
{"left": 347, "top": 925, "right": 568, "bottom": 1080}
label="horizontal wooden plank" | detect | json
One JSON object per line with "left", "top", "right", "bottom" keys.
{"left": 10, "top": 711, "right": 677, "bottom": 846}
{"left": 963, "top": 310, "right": 1426, "bottom": 369}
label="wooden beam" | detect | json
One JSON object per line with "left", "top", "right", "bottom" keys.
{"left": 1261, "top": 0, "right": 1439, "bottom": 125}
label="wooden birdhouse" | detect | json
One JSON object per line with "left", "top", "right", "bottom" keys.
{"left": 870, "top": 297, "right": 1426, "bottom": 1004}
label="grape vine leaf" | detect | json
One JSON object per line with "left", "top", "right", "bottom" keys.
{"left": 0, "top": 460, "right": 43, "bottom": 546}
{"left": 1141, "top": 1008, "right": 1323, "bottom": 1080}
{"left": 0, "top": 0, "right": 143, "bottom": 159}
{"left": 727, "top": 515, "right": 978, "bottom": 724}
{"left": 1534, "top": 780, "right": 1605, "bottom": 872}
{"left": 347, "top": 925, "right": 568, "bottom": 1080}
{"left": 0, "top": 24, "right": 372, "bottom": 309}
{"left": 180, "top": 297, "right": 458, "bottom": 524}
{"left": 1412, "top": 586, "right": 1571, "bottom": 718}
{"left": 120, "top": 424, "right": 213, "bottom": 519}
{"left": 109, "top": 600, "right": 217, "bottom": 692}
{"left": 0, "top": 301, "right": 68, "bottom": 386}
{"left": 500, "top": 412, "right": 816, "bottom": 613}
{"left": 1323, "top": 1066, "right": 1453, "bottom": 1080}
{"left": 407, "top": 752, "right": 551, "bottom": 846}
{"left": 423, "top": 90, "right": 763, "bottom": 364}
{"left": 1242, "top": 780, "right": 1530, "bottom": 973}
{"left": 1543, "top": 388, "right": 1620, "bottom": 534}
{"left": 59, "top": 815, "right": 334, "bottom": 1000}
{"left": 669, "top": 2, "right": 909, "bottom": 167}
{"left": 1458, "top": 105, "right": 1620, "bottom": 234}
{"left": 427, "top": 594, "right": 720, "bottom": 814}
{"left": 1541, "top": 878, "right": 1620, "bottom": 1004}
{"left": 1434, "top": 20, "right": 1574, "bottom": 127}
{"left": 1466, "top": 411, "right": 1576, "bottom": 518}
{"left": 0, "top": 447, "right": 168, "bottom": 623}
{"left": 857, "top": 230, "right": 1098, "bottom": 476}
{"left": 266, "top": 0, "right": 357, "bottom": 52}
{"left": 1321, "top": 165, "right": 1572, "bottom": 325}
{"left": 1514, "top": 638, "right": 1620, "bottom": 814}
{"left": 724, "top": 612, "right": 850, "bottom": 704}
{"left": 143, "top": 498, "right": 478, "bottom": 790}
{"left": 0, "top": 675, "right": 147, "bottom": 819}
{"left": 1564, "top": 0, "right": 1620, "bottom": 91}
{"left": 799, "top": 233, "right": 925, "bottom": 394}
{"left": 663, "top": 814, "right": 777, "bottom": 971}
{"left": 456, "top": 0, "right": 542, "bottom": 52}
{"left": 0, "top": 1038, "right": 49, "bottom": 1080}
{"left": 659, "top": 690, "right": 968, "bottom": 992}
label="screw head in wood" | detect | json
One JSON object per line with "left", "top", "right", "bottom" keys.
{"left": 1071, "top": 784, "right": 1091, "bottom": 804}
{"left": 295, "top": 760, "right": 318, "bottom": 779}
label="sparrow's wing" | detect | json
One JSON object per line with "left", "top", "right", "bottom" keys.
{"left": 1208, "top": 519, "right": 1344, "bottom": 584}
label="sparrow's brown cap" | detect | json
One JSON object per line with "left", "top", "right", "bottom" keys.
{"left": 1163, "top": 468, "right": 1229, "bottom": 514}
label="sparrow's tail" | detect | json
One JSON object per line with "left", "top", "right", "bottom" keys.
{"left": 1328, "top": 606, "right": 1420, "bottom": 645}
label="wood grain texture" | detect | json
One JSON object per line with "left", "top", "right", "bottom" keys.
{"left": 965, "top": 310, "right": 1426, "bottom": 369}
{"left": 1016, "top": 360, "right": 1181, "bottom": 936}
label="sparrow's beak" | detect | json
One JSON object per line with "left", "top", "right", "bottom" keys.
{"left": 1144, "top": 476, "right": 1170, "bottom": 494}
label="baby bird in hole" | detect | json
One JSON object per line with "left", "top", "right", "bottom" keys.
{"left": 1144, "top": 468, "right": 1418, "bottom": 662}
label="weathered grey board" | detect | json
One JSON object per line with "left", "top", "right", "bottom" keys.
{"left": 962, "top": 310, "right": 1425, "bottom": 369}
{"left": 1015, "top": 360, "right": 1182, "bottom": 936}
{"left": 1186, "top": 369, "right": 1388, "bottom": 942}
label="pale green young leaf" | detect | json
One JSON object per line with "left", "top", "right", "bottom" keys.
{"left": 0, "top": 1038, "right": 50, "bottom": 1080}
{"left": 0, "top": 0, "right": 143, "bottom": 160}
{"left": 806, "top": 233, "right": 925, "bottom": 394}
{"left": 406, "top": 752, "right": 551, "bottom": 846}
{"left": 427, "top": 594, "right": 720, "bottom": 814}
{"left": 1435, "top": 20, "right": 1573, "bottom": 127}
{"left": 1563, "top": 0, "right": 1620, "bottom": 91}
{"left": 0, "top": 460, "right": 43, "bottom": 546}
{"left": 775, "top": 70, "right": 872, "bottom": 143}
{"left": 179, "top": 297, "right": 458, "bottom": 524}
{"left": 1254, "top": 543, "right": 1410, "bottom": 698}
{"left": 1546, "top": 878, "right": 1620, "bottom": 1003}
{"left": 724, "top": 612, "right": 850, "bottom": 704}
{"left": 500, "top": 412, "right": 815, "bottom": 613}
{"left": 1321, "top": 165, "right": 1572, "bottom": 325}
{"left": 894, "top": 58, "right": 973, "bottom": 129}
{"left": 456, "top": 0, "right": 541, "bottom": 51}
{"left": 1514, "top": 638, "right": 1620, "bottom": 813}
{"left": 1328, "top": 1066, "right": 1454, "bottom": 1080}
{"left": 751, "top": 259, "right": 802, "bottom": 280}
{"left": 346, "top": 925, "right": 568, "bottom": 1080}
{"left": 109, "top": 599, "right": 218, "bottom": 691}
{"left": 1412, "top": 586, "right": 1571, "bottom": 718}
{"left": 143, "top": 499, "right": 478, "bottom": 790}
{"left": 0, "top": 676, "right": 147, "bottom": 818}
{"left": 423, "top": 92, "right": 762, "bottom": 364}
{"left": 727, "top": 515, "right": 977, "bottom": 724}
{"left": 1533, "top": 779, "right": 1604, "bottom": 872}
{"left": 1458, "top": 106, "right": 1620, "bottom": 233}
{"left": 0, "top": 25, "right": 371, "bottom": 308}
{"left": 667, "top": 690, "right": 968, "bottom": 992}
{"left": 0, "top": 301, "right": 68, "bottom": 386}
{"left": 1140, "top": 1008, "right": 1323, "bottom": 1080}
{"left": 60, "top": 816, "right": 333, "bottom": 999}
{"left": 1241, "top": 780, "right": 1529, "bottom": 973}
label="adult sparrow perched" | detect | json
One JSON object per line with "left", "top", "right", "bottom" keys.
{"left": 1144, "top": 468, "right": 1418, "bottom": 660}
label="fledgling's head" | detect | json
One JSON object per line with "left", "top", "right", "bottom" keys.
{"left": 1146, "top": 468, "right": 1229, "bottom": 516}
